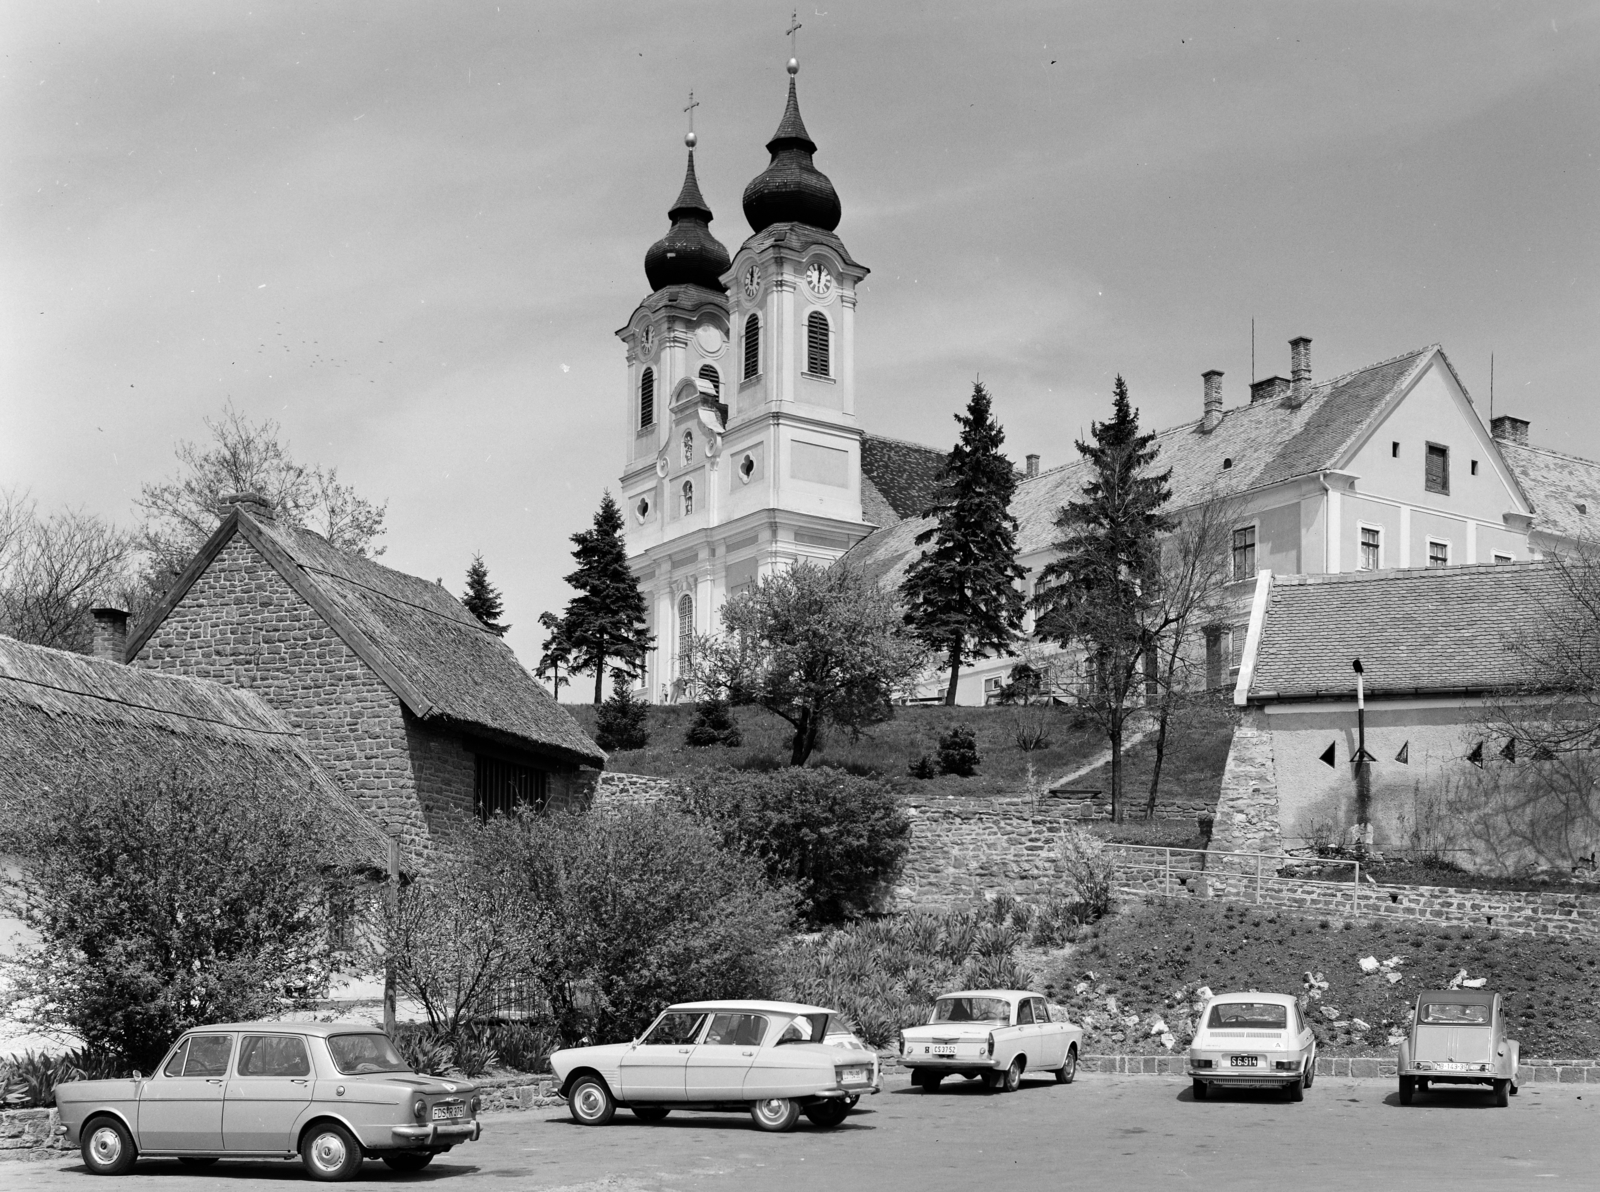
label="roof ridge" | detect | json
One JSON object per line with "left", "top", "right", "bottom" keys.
{"left": 862, "top": 431, "right": 946, "bottom": 455}
{"left": 1498, "top": 438, "right": 1600, "bottom": 468}
{"left": 0, "top": 670, "right": 298, "bottom": 736}
{"left": 1271, "top": 559, "right": 1555, "bottom": 587}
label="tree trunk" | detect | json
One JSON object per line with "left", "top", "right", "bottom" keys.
{"left": 1144, "top": 700, "right": 1171, "bottom": 819}
{"left": 1109, "top": 718, "right": 1123, "bottom": 824}
{"left": 944, "top": 640, "right": 963, "bottom": 706}
{"left": 594, "top": 661, "right": 605, "bottom": 705}
{"left": 790, "top": 707, "right": 814, "bottom": 766}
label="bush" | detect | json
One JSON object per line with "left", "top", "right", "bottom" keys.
{"left": 1057, "top": 827, "right": 1116, "bottom": 921}
{"left": 593, "top": 683, "right": 650, "bottom": 751}
{"left": 937, "top": 726, "right": 981, "bottom": 776}
{"left": 684, "top": 697, "right": 742, "bottom": 747}
{"left": 390, "top": 1027, "right": 454, "bottom": 1077}
{"left": 907, "top": 754, "right": 938, "bottom": 779}
{"left": 681, "top": 768, "right": 912, "bottom": 927}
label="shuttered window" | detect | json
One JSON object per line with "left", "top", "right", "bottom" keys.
{"left": 698, "top": 364, "right": 720, "bottom": 396}
{"left": 1425, "top": 443, "right": 1449, "bottom": 494}
{"left": 743, "top": 314, "right": 760, "bottom": 380}
{"left": 640, "top": 367, "right": 655, "bottom": 429}
{"left": 475, "top": 755, "right": 548, "bottom": 821}
{"left": 806, "top": 311, "right": 830, "bottom": 376}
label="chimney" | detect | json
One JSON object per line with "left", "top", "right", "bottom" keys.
{"left": 1491, "top": 415, "right": 1529, "bottom": 446}
{"left": 1201, "top": 370, "right": 1224, "bottom": 431}
{"left": 217, "top": 491, "right": 276, "bottom": 522}
{"left": 1288, "top": 336, "right": 1312, "bottom": 406}
{"left": 1251, "top": 376, "right": 1291, "bottom": 404}
{"left": 1025, "top": 453, "right": 1040, "bottom": 479}
{"left": 90, "top": 606, "right": 130, "bottom": 663}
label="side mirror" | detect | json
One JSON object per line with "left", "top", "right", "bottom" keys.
{"left": 132, "top": 1071, "right": 143, "bottom": 1080}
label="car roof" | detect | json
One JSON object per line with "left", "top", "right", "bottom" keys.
{"left": 180, "top": 1021, "right": 387, "bottom": 1037}
{"left": 665, "top": 1000, "right": 837, "bottom": 1016}
{"left": 1416, "top": 990, "right": 1498, "bottom": 1005}
{"left": 934, "top": 990, "right": 1037, "bottom": 1001}
{"left": 1204, "top": 991, "right": 1299, "bottom": 1007}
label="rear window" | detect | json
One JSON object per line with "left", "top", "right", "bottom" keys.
{"left": 1419, "top": 1003, "right": 1490, "bottom": 1025}
{"left": 932, "top": 997, "right": 1011, "bottom": 1025}
{"left": 327, "top": 1033, "right": 410, "bottom": 1075}
{"left": 1207, "top": 1003, "right": 1288, "bottom": 1030}
{"left": 775, "top": 1013, "right": 830, "bottom": 1044}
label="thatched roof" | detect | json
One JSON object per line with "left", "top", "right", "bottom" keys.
{"left": 0, "top": 635, "right": 390, "bottom": 871}
{"left": 129, "top": 510, "right": 605, "bottom": 769}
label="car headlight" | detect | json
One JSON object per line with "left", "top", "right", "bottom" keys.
{"left": 413, "top": 1097, "right": 428, "bottom": 1122}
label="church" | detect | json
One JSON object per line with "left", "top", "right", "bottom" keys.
{"left": 618, "top": 60, "right": 1600, "bottom": 707}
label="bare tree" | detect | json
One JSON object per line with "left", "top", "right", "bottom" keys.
{"left": 0, "top": 489, "right": 134, "bottom": 654}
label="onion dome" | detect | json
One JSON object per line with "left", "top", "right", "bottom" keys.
{"left": 644, "top": 144, "right": 731, "bottom": 293}
{"left": 741, "top": 68, "right": 841, "bottom": 234}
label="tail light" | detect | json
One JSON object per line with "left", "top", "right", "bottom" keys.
{"left": 986, "top": 1032, "right": 995, "bottom": 1057}
{"left": 897, "top": 1033, "right": 906, "bottom": 1056}
{"left": 470, "top": 1095, "right": 481, "bottom": 1116}
{"left": 412, "top": 1098, "right": 428, "bottom": 1122}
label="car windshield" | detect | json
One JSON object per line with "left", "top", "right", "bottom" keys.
{"left": 1207, "top": 1003, "right": 1289, "bottom": 1029}
{"left": 1419, "top": 1003, "right": 1491, "bottom": 1025}
{"left": 327, "top": 1033, "right": 411, "bottom": 1075}
{"left": 932, "top": 997, "right": 1011, "bottom": 1025}
{"left": 775, "top": 1013, "right": 830, "bottom": 1045}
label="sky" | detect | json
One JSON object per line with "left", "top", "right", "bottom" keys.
{"left": 3, "top": 1, "right": 1597, "bottom": 676}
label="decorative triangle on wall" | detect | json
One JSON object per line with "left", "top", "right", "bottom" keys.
{"left": 1467, "top": 741, "right": 1484, "bottom": 768}
{"left": 1319, "top": 742, "right": 1337, "bottom": 768}
{"left": 1500, "top": 738, "right": 1517, "bottom": 762}
{"left": 1395, "top": 741, "right": 1410, "bottom": 764}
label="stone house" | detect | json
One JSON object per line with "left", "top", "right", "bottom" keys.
{"left": 124, "top": 494, "right": 605, "bottom": 861}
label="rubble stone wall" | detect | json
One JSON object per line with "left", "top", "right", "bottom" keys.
{"left": 1208, "top": 706, "right": 1282, "bottom": 863}
{"left": 593, "top": 772, "right": 677, "bottom": 806}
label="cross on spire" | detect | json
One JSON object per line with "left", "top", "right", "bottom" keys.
{"left": 684, "top": 90, "right": 699, "bottom": 132}
{"left": 787, "top": 9, "right": 802, "bottom": 55}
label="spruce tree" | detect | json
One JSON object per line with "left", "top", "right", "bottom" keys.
{"left": 900, "top": 382, "right": 1027, "bottom": 704}
{"left": 555, "top": 492, "right": 654, "bottom": 704}
{"left": 461, "top": 553, "right": 509, "bottom": 636}
{"left": 1033, "top": 375, "right": 1173, "bottom": 821}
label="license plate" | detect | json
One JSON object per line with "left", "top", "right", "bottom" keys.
{"left": 431, "top": 1102, "right": 465, "bottom": 1121}
{"left": 931, "top": 1045, "right": 956, "bottom": 1056}
{"left": 1436, "top": 1062, "right": 1468, "bottom": 1072}
{"left": 840, "top": 1068, "right": 869, "bottom": 1084}
{"left": 1228, "top": 1056, "right": 1258, "bottom": 1068}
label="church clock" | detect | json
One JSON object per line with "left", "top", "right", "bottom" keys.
{"left": 805, "top": 262, "right": 834, "bottom": 298}
{"left": 742, "top": 263, "right": 760, "bottom": 300}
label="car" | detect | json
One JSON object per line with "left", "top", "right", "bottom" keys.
{"left": 897, "top": 989, "right": 1083, "bottom": 1093}
{"left": 1187, "top": 991, "right": 1317, "bottom": 1102}
{"left": 1396, "top": 989, "right": 1519, "bottom": 1107}
{"left": 547, "top": 999, "right": 881, "bottom": 1133}
{"left": 53, "top": 1021, "right": 480, "bottom": 1181}
{"left": 823, "top": 1024, "right": 879, "bottom": 1109}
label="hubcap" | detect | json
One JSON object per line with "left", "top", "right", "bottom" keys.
{"left": 758, "top": 1099, "right": 787, "bottom": 1122}
{"left": 574, "top": 1086, "right": 605, "bottom": 1120}
{"left": 89, "top": 1127, "right": 122, "bottom": 1166}
{"left": 311, "top": 1133, "right": 347, "bottom": 1171}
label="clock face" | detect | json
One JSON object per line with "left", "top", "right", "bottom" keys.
{"left": 742, "top": 264, "right": 760, "bottom": 300}
{"left": 638, "top": 324, "right": 655, "bottom": 353}
{"left": 805, "top": 262, "right": 834, "bottom": 298}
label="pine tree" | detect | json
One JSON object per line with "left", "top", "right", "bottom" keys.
{"left": 555, "top": 492, "right": 654, "bottom": 704}
{"left": 900, "top": 382, "right": 1027, "bottom": 704}
{"left": 534, "top": 610, "right": 573, "bottom": 696}
{"left": 460, "top": 553, "right": 509, "bottom": 636}
{"left": 1034, "top": 375, "right": 1173, "bottom": 821}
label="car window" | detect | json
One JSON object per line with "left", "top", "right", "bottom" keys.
{"left": 702, "top": 1013, "right": 769, "bottom": 1047}
{"left": 775, "top": 1013, "right": 830, "bottom": 1045}
{"left": 162, "top": 1040, "right": 190, "bottom": 1078}
{"left": 931, "top": 997, "right": 1010, "bottom": 1025}
{"left": 641, "top": 1013, "right": 708, "bottom": 1046}
{"left": 1419, "top": 1003, "right": 1491, "bottom": 1025}
{"left": 183, "top": 1035, "right": 234, "bottom": 1078}
{"left": 1016, "top": 999, "right": 1034, "bottom": 1025}
{"left": 1206, "top": 1003, "right": 1288, "bottom": 1030}
{"left": 327, "top": 1033, "right": 410, "bottom": 1074}
{"left": 238, "top": 1035, "right": 311, "bottom": 1077}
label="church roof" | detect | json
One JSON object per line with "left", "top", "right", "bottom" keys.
{"left": 1496, "top": 439, "right": 1600, "bottom": 545}
{"left": 743, "top": 75, "right": 841, "bottom": 234}
{"left": 860, "top": 434, "right": 947, "bottom": 521}
{"left": 646, "top": 149, "right": 731, "bottom": 294}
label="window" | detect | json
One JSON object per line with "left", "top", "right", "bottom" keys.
{"left": 182, "top": 1035, "right": 235, "bottom": 1078}
{"left": 1360, "top": 526, "right": 1381, "bottom": 570}
{"left": 327, "top": 1034, "right": 409, "bottom": 1074}
{"left": 1425, "top": 443, "right": 1450, "bottom": 494}
{"left": 1206, "top": 1002, "right": 1288, "bottom": 1030}
{"left": 1016, "top": 999, "right": 1035, "bottom": 1025}
{"left": 1470, "top": 459, "right": 1479, "bottom": 476}
{"left": 678, "top": 593, "right": 694, "bottom": 667}
{"left": 682, "top": 430, "right": 694, "bottom": 465}
{"left": 703, "top": 1013, "right": 769, "bottom": 1047}
{"left": 1231, "top": 526, "right": 1257, "bottom": 579}
{"left": 806, "top": 311, "right": 830, "bottom": 376}
{"left": 1204, "top": 626, "right": 1224, "bottom": 690}
{"left": 639, "top": 367, "right": 655, "bottom": 429}
{"left": 1221, "top": 457, "right": 1233, "bottom": 470}
{"left": 1391, "top": 441, "right": 1400, "bottom": 458}
{"left": 475, "top": 754, "right": 548, "bottom": 820}
{"left": 238, "top": 1036, "right": 311, "bottom": 1078}
{"left": 1494, "top": 552, "right": 1513, "bottom": 565}
{"left": 1428, "top": 539, "right": 1450, "bottom": 568}
{"left": 738, "top": 453, "right": 755, "bottom": 483}
{"left": 743, "top": 313, "right": 760, "bottom": 380}
{"left": 698, "top": 363, "right": 720, "bottom": 397}
{"left": 642, "top": 1012, "right": 708, "bottom": 1046}
{"left": 681, "top": 479, "right": 694, "bottom": 515}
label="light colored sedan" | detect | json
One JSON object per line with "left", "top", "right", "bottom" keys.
{"left": 53, "top": 1022, "right": 480, "bottom": 1180}
{"left": 898, "top": 990, "right": 1084, "bottom": 1092}
{"left": 549, "top": 999, "right": 880, "bottom": 1132}
{"left": 1187, "top": 992, "right": 1317, "bottom": 1102}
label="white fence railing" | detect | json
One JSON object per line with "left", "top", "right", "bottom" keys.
{"left": 1105, "top": 843, "right": 1366, "bottom": 912}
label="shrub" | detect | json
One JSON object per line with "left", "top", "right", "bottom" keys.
{"left": 480, "top": 1020, "right": 559, "bottom": 1073}
{"left": 681, "top": 767, "right": 912, "bottom": 926}
{"left": 937, "top": 726, "right": 981, "bottom": 776}
{"left": 684, "top": 696, "right": 743, "bottom": 747}
{"left": 390, "top": 1027, "right": 454, "bottom": 1077}
{"left": 593, "top": 682, "right": 650, "bottom": 751}
{"left": 1057, "top": 827, "right": 1116, "bottom": 922}
{"left": 907, "top": 754, "right": 938, "bottom": 779}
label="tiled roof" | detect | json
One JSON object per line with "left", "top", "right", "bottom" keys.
{"left": 860, "top": 434, "right": 947, "bottom": 523}
{"left": 1245, "top": 563, "right": 1564, "bottom": 701}
{"left": 1497, "top": 440, "right": 1600, "bottom": 544}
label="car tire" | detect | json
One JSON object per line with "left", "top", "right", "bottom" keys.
{"left": 921, "top": 1072, "right": 943, "bottom": 1094}
{"left": 382, "top": 1153, "right": 434, "bottom": 1172}
{"left": 1056, "top": 1047, "right": 1078, "bottom": 1085}
{"left": 1399, "top": 1076, "right": 1415, "bottom": 1106}
{"left": 1417, "top": 1079, "right": 1430, "bottom": 1091}
{"left": 1286, "top": 1072, "right": 1305, "bottom": 1102}
{"left": 1510, "top": 1080, "right": 1520, "bottom": 1096}
{"left": 749, "top": 1098, "right": 801, "bottom": 1133}
{"left": 1191, "top": 1078, "right": 1208, "bottom": 1101}
{"left": 178, "top": 1157, "right": 218, "bottom": 1167}
{"left": 568, "top": 1075, "right": 616, "bottom": 1127}
{"left": 804, "top": 1101, "right": 850, "bottom": 1129}
{"left": 981, "top": 1070, "right": 1003, "bottom": 1091}
{"left": 1494, "top": 1079, "right": 1510, "bottom": 1108}
{"left": 1000, "top": 1057, "right": 1024, "bottom": 1093}
{"left": 81, "top": 1116, "right": 137, "bottom": 1176}
{"left": 630, "top": 1107, "right": 670, "bottom": 1123}
{"left": 1305, "top": 1055, "right": 1316, "bottom": 1089}
{"left": 301, "top": 1122, "right": 363, "bottom": 1182}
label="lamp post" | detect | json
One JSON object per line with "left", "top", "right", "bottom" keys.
{"left": 1352, "top": 659, "right": 1374, "bottom": 837}
{"left": 384, "top": 826, "right": 401, "bottom": 1037}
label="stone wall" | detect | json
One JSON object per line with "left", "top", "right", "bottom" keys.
{"left": 0, "top": 1108, "right": 60, "bottom": 1162}
{"left": 593, "top": 771, "right": 677, "bottom": 806}
{"left": 1208, "top": 706, "right": 1281, "bottom": 863}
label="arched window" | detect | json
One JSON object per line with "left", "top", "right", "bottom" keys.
{"left": 698, "top": 364, "right": 720, "bottom": 397}
{"left": 682, "top": 480, "right": 694, "bottom": 515}
{"left": 806, "top": 311, "right": 830, "bottom": 377}
{"left": 743, "top": 314, "right": 760, "bottom": 380}
{"left": 639, "top": 367, "right": 655, "bottom": 429}
{"left": 682, "top": 430, "right": 694, "bottom": 465}
{"left": 678, "top": 593, "right": 694, "bottom": 668}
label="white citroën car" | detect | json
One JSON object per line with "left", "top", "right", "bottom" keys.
{"left": 898, "top": 990, "right": 1084, "bottom": 1092}
{"left": 1186, "top": 991, "right": 1318, "bottom": 1101}
{"left": 548, "top": 1000, "right": 880, "bottom": 1132}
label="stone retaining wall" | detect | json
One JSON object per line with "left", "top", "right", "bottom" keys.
{"left": 592, "top": 772, "right": 676, "bottom": 806}
{"left": 0, "top": 1108, "right": 60, "bottom": 1162}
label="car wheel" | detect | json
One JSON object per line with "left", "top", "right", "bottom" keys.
{"left": 1399, "top": 1076, "right": 1415, "bottom": 1106}
{"left": 1286, "top": 1072, "right": 1305, "bottom": 1102}
{"left": 382, "top": 1153, "right": 434, "bottom": 1172}
{"left": 1191, "top": 1078, "right": 1208, "bottom": 1101}
{"left": 921, "top": 1072, "right": 944, "bottom": 1093}
{"left": 1510, "top": 1080, "right": 1520, "bottom": 1096}
{"left": 178, "top": 1157, "right": 218, "bottom": 1167}
{"left": 301, "top": 1122, "right": 363, "bottom": 1182}
{"left": 1056, "top": 1047, "right": 1078, "bottom": 1085}
{"left": 1304, "top": 1055, "right": 1316, "bottom": 1089}
{"left": 81, "top": 1116, "right": 137, "bottom": 1176}
{"left": 1494, "top": 1079, "right": 1510, "bottom": 1108}
{"left": 999, "top": 1056, "right": 1024, "bottom": 1093}
{"left": 568, "top": 1075, "right": 616, "bottom": 1127}
{"left": 803, "top": 1100, "right": 850, "bottom": 1129}
{"left": 749, "top": 1098, "right": 801, "bottom": 1133}
{"left": 981, "top": 1070, "right": 1004, "bottom": 1091}
{"left": 1417, "top": 1079, "right": 1430, "bottom": 1091}
{"left": 630, "top": 1107, "right": 670, "bottom": 1123}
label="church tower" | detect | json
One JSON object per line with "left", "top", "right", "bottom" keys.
{"left": 619, "top": 62, "right": 873, "bottom": 702}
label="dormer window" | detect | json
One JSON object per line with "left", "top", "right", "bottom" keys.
{"left": 639, "top": 367, "right": 655, "bottom": 430}
{"left": 682, "top": 431, "right": 694, "bottom": 465}
{"left": 806, "top": 311, "right": 831, "bottom": 377}
{"left": 743, "top": 314, "right": 760, "bottom": 380}
{"left": 1222, "top": 457, "right": 1233, "bottom": 470}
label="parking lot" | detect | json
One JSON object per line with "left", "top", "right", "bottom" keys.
{"left": 8, "top": 1073, "right": 1598, "bottom": 1192}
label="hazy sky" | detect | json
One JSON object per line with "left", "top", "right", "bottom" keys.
{"left": 3, "top": 1, "right": 1597, "bottom": 672}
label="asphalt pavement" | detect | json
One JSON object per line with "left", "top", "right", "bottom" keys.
{"left": 8, "top": 1073, "right": 1598, "bottom": 1192}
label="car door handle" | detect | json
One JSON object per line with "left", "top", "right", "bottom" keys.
{"left": 678, "top": 1047, "right": 691, "bottom": 1053}
{"left": 206, "top": 1079, "right": 224, "bottom": 1085}
{"left": 742, "top": 1050, "right": 755, "bottom": 1057}
{"left": 291, "top": 1079, "right": 309, "bottom": 1085}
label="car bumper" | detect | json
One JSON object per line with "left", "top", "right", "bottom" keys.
{"left": 902, "top": 1056, "right": 1001, "bottom": 1070}
{"left": 390, "top": 1121, "right": 481, "bottom": 1146}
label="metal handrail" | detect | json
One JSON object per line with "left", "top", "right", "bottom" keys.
{"left": 1103, "top": 842, "right": 1364, "bottom": 912}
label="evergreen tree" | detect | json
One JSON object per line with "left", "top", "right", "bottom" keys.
{"left": 1033, "top": 375, "right": 1173, "bottom": 822}
{"left": 461, "top": 553, "right": 509, "bottom": 636}
{"left": 900, "top": 382, "right": 1027, "bottom": 704}
{"left": 534, "top": 610, "right": 573, "bottom": 696}
{"left": 554, "top": 492, "right": 654, "bottom": 704}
